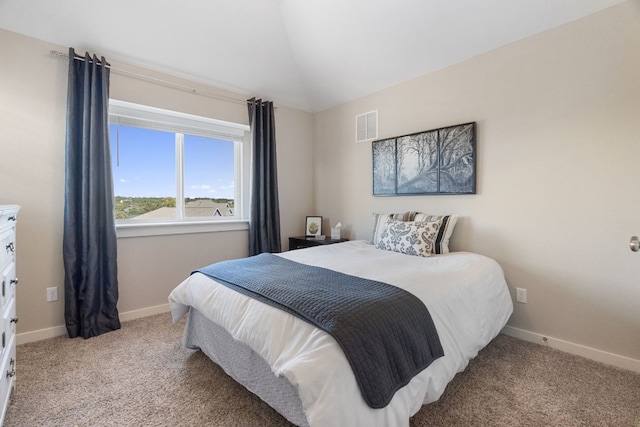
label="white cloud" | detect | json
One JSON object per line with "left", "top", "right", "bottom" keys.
{"left": 220, "top": 181, "right": 235, "bottom": 191}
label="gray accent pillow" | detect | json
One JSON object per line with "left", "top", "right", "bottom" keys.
{"left": 414, "top": 214, "right": 458, "bottom": 254}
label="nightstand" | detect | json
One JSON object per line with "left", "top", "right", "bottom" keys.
{"left": 288, "top": 236, "right": 348, "bottom": 250}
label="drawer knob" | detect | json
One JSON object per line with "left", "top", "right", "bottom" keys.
{"left": 7, "top": 216, "right": 16, "bottom": 222}
{"left": 6, "top": 358, "right": 15, "bottom": 378}
{"left": 10, "top": 278, "right": 18, "bottom": 286}
{"left": 10, "top": 317, "right": 18, "bottom": 325}
{"left": 5, "top": 242, "right": 14, "bottom": 253}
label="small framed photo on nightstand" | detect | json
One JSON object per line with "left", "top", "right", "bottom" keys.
{"left": 305, "top": 216, "right": 322, "bottom": 238}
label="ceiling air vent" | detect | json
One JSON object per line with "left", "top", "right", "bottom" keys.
{"left": 356, "top": 110, "right": 378, "bottom": 143}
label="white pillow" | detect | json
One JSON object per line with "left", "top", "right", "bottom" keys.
{"left": 414, "top": 214, "right": 458, "bottom": 254}
{"left": 374, "top": 219, "right": 442, "bottom": 258}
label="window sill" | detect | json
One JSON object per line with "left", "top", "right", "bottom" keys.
{"left": 116, "top": 219, "right": 249, "bottom": 238}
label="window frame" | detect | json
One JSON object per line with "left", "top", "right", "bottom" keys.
{"left": 108, "top": 100, "right": 251, "bottom": 238}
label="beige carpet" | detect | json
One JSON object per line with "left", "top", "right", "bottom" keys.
{"left": 5, "top": 313, "right": 639, "bottom": 427}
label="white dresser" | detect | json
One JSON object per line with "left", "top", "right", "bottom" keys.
{"left": 0, "top": 205, "right": 19, "bottom": 425}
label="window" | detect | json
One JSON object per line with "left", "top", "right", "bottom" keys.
{"left": 109, "top": 100, "right": 250, "bottom": 233}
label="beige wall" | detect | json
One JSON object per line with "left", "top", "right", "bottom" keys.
{"left": 314, "top": 1, "right": 640, "bottom": 363}
{"left": 1, "top": 30, "right": 68, "bottom": 335}
{"left": 0, "top": 29, "right": 314, "bottom": 336}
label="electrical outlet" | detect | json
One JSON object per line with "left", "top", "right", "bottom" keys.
{"left": 46, "top": 287, "right": 58, "bottom": 302}
{"left": 516, "top": 287, "right": 527, "bottom": 303}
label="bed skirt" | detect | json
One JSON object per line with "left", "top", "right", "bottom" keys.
{"left": 184, "top": 308, "right": 309, "bottom": 427}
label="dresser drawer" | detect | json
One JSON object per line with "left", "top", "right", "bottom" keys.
{"left": 2, "top": 296, "right": 16, "bottom": 350}
{"left": 0, "top": 281, "right": 16, "bottom": 365}
{"left": 0, "top": 208, "right": 18, "bottom": 232}
{"left": 0, "top": 331, "right": 16, "bottom": 425}
{"left": 0, "top": 263, "right": 16, "bottom": 313}
{"left": 0, "top": 229, "right": 14, "bottom": 272}
{"left": 0, "top": 296, "right": 16, "bottom": 391}
{"left": 0, "top": 207, "right": 18, "bottom": 225}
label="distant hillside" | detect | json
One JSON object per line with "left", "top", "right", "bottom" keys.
{"left": 114, "top": 197, "right": 233, "bottom": 220}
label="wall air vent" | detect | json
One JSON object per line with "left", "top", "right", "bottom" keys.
{"left": 355, "top": 110, "right": 378, "bottom": 143}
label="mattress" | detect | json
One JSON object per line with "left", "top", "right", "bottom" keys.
{"left": 169, "top": 240, "right": 514, "bottom": 426}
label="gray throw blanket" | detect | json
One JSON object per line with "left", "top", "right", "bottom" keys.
{"left": 193, "top": 253, "right": 444, "bottom": 409}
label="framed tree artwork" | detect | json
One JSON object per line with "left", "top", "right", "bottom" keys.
{"left": 372, "top": 122, "right": 476, "bottom": 196}
{"left": 372, "top": 138, "right": 396, "bottom": 195}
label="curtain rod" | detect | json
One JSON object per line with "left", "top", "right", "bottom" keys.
{"left": 50, "top": 49, "right": 252, "bottom": 107}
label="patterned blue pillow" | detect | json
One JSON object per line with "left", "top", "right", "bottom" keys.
{"left": 371, "top": 212, "right": 418, "bottom": 243}
{"left": 374, "top": 219, "right": 442, "bottom": 257}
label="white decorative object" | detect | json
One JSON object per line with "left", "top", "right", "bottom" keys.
{"left": 0, "top": 205, "right": 19, "bottom": 425}
{"left": 331, "top": 222, "right": 342, "bottom": 240}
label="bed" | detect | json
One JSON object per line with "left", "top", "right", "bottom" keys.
{"left": 169, "top": 239, "right": 513, "bottom": 427}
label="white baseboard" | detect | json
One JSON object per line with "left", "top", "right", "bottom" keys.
{"left": 118, "top": 303, "right": 171, "bottom": 322}
{"left": 17, "top": 324, "right": 68, "bottom": 345}
{"left": 501, "top": 325, "right": 640, "bottom": 373}
{"left": 16, "top": 303, "right": 171, "bottom": 345}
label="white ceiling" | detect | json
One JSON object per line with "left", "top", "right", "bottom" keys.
{"left": 0, "top": 0, "right": 626, "bottom": 112}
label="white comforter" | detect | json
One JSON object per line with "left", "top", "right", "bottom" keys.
{"left": 169, "top": 240, "right": 513, "bottom": 427}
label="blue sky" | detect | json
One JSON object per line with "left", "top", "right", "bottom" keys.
{"left": 110, "top": 125, "right": 235, "bottom": 199}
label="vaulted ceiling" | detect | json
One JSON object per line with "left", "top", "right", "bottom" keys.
{"left": 0, "top": 0, "right": 626, "bottom": 112}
